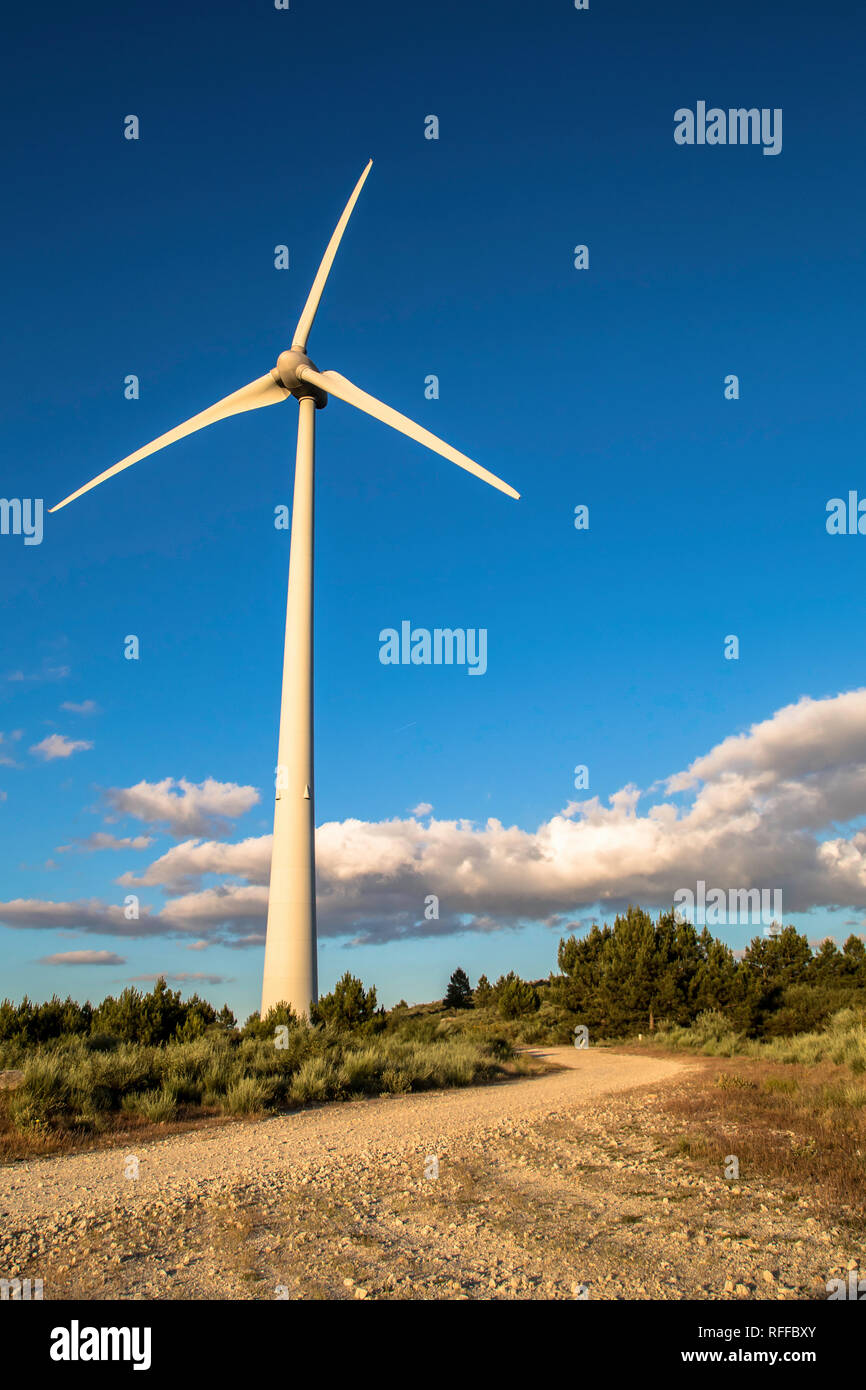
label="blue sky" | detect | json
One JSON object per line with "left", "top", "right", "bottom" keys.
{"left": 2, "top": 0, "right": 866, "bottom": 1018}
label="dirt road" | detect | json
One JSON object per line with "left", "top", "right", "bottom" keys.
{"left": 0, "top": 1048, "right": 856, "bottom": 1299}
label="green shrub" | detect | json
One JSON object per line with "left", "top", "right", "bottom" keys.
{"left": 9, "top": 1092, "right": 66, "bottom": 1133}
{"left": 495, "top": 973, "right": 540, "bottom": 1019}
{"left": 311, "top": 973, "right": 379, "bottom": 1030}
{"left": 381, "top": 1065, "right": 412, "bottom": 1093}
{"left": 222, "top": 1077, "right": 272, "bottom": 1115}
{"left": 121, "top": 1088, "right": 177, "bottom": 1123}
{"left": 289, "top": 1055, "right": 340, "bottom": 1104}
{"left": 241, "top": 1002, "right": 301, "bottom": 1041}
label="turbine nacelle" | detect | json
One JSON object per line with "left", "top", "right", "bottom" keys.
{"left": 272, "top": 350, "right": 328, "bottom": 408}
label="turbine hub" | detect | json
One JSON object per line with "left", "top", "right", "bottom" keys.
{"left": 272, "top": 349, "right": 328, "bottom": 408}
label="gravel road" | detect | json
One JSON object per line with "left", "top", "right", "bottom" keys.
{"left": 1, "top": 1048, "right": 858, "bottom": 1300}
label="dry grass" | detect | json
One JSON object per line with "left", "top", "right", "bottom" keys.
{"left": 0, "top": 1104, "right": 231, "bottom": 1164}
{"left": 661, "top": 1055, "right": 866, "bottom": 1225}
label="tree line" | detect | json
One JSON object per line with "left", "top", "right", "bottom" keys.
{"left": 445, "top": 907, "right": 866, "bottom": 1037}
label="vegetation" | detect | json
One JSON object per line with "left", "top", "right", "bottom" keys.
{"left": 309, "top": 971, "right": 380, "bottom": 1029}
{"left": 660, "top": 1040, "right": 866, "bottom": 1222}
{"left": 3, "top": 906, "right": 866, "bottom": 1160}
{"left": 493, "top": 971, "right": 540, "bottom": 1019}
{"left": 443, "top": 968, "right": 473, "bottom": 1009}
{"left": 657, "top": 1006, "right": 866, "bottom": 1072}
{"left": 0, "top": 979, "right": 235, "bottom": 1047}
{"left": 0, "top": 976, "right": 523, "bottom": 1159}
{"left": 553, "top": 907, "right": 866, "bottom": 1039}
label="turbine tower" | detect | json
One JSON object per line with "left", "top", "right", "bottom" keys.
{"left": 49, "top": 161, "right": 520, "bottom": 1020}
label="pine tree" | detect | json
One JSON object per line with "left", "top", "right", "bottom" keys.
{"left": 495, "top": 972, "right": 539, "bottom": 1019}
{"left": 473, "top": 974, "right": 493, "bottom": 1007}
{"left": 311, "top": 972, "right": 378, "bottom": 1028}
{"left": 444, "top": 967, "right": 473, "bottom": 1009}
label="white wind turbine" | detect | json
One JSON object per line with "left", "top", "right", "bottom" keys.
{"left": 50, "top": 160, "right": 520, "bottom": 1019}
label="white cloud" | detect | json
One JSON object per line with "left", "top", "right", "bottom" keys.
{"left": 6, "top": 689, "right": 866, "bottom": 949}
{"left": 39, "top": 949, "right": 126, "bottom": 966}
{"left": 409, "top": 802, "right": 433, "bottom": 817}
{"left": 154, "top": 883, "right": 268, "bottom": 927}
{"left": 30, "top": 734, "right": 93, "bottom": 760}
{"left": 61, "top": 700, "right": 100, "bottom": 715}
{"left": 104, "top": 777, "right": 259, "bottom": 838}
{"left": 57, "top": 832, "right": 154, "bottom": 854}
{"left": 119, "top": 836, "right": 270, "bottom": 892}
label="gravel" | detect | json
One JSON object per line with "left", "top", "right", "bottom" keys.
{"left": 0, "top": 1048, "right": 858, "bottom": 1300}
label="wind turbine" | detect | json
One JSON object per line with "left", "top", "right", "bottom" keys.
{"left": 50, "top": 160, "right": 520, "bottom": 1020}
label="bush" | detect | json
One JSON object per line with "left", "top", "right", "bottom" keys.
{"left": 289, "top": 1055, "right": 340, "bottom": 1104}
{"left": 495, "top": 973, "right": 540, "bottom": 1019}
{"left": 241, "top": 1002, "right": 301, "bottom": 1041}
{"left": 222, "top": 1077, "right": 272, "bottom": 1115}
{"left": 381, "top": 1065, "right": 413, "bottom": 1094}
{"left": 121, "top": 1088, "right": 177, "bottom": 1123}
{"left": 311, "top": 973, "right": 379, "bottom": 1030}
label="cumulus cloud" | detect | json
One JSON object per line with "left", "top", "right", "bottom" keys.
{"left": 409, "top": 802, "right": 433, "bottom": 817}
{"left": 30, "top": 734, "right": 93, "bottom": 760}
{"left": 118, "top": 836, "right": 269, "bottom": 892}
{"left": 5, "top": 690, "right": 866, "bottom": 949}
{"left": 104, "top": 777, "right": 260, "bottom": 838}
{"left": 39, "top": 949, "right": 126, "bottom": 966}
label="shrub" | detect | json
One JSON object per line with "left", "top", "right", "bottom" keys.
{"left": 222, "top": 1077, "right": 271, "bottom": 1115}
{"left": 121, "top": 1088, "right": 177, "bottom": 1123}
{"left": 241, "top": 1002, "right": 301, "bottom": 1041}
{"left": 289, "top": 1055, "right": 340, "bottom": 1104}
{"left": 381, "top": 1065, "right": 413, "bottom": 1094}
{"left": 495, "top": 973, "right": 540, "bottom": 1019}
{"left": 311, "top": 973, "right": 379, "bottom": 1030}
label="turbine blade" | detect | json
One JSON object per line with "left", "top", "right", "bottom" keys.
{"left": 50, "top": 374, "right": 289, "bottom": 513}
{"left": 297, "top": 366, "right": 520, "bottom": 500}
{"left": 291, "top": 160, "right": 373, "bottom": 353}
